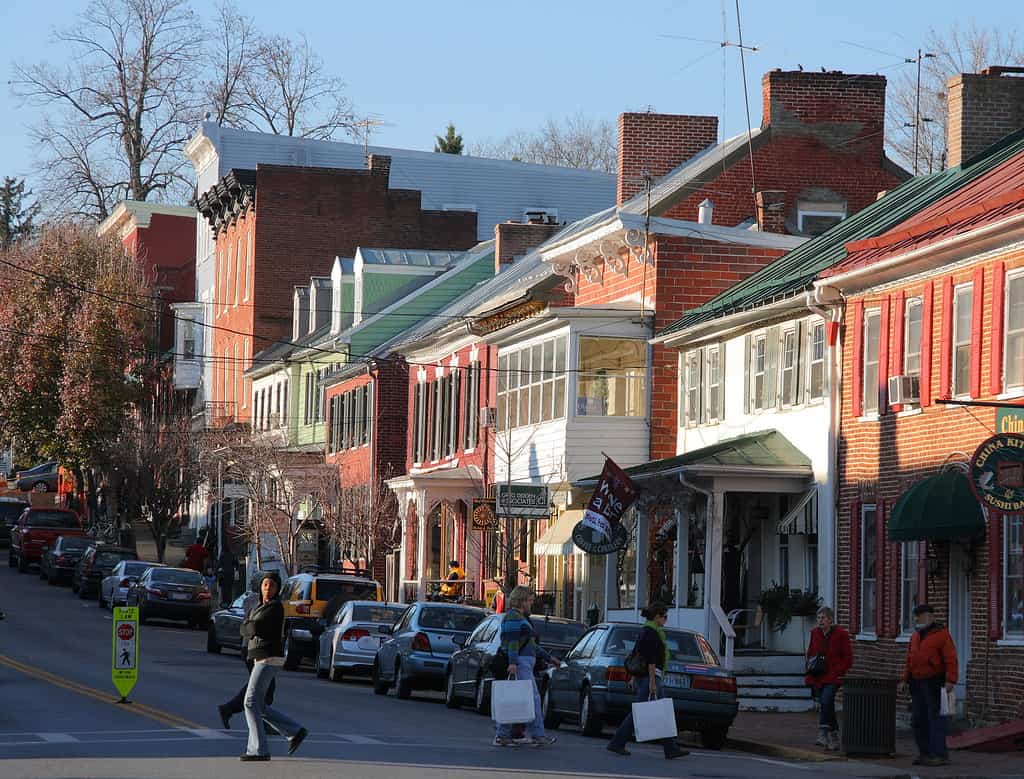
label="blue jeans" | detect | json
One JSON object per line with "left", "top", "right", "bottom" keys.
{"left": 818, "top": 684, "right": 839, "bottom": 732}
{"left": 244, "top": 661, "right": 303, "bottom": 757}
{"left": 495, "top": 655, "right": 545, "bottom": 739}
{"left": 910, "top": 677, "right": 947, "bottom": 759}
{"left": 608, "top": 676, "right": 677, "bottom": 756}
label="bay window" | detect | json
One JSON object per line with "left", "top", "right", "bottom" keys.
{"left": 497, "top": 335, "right": 567, "bottom": 431}
{"left": 577, "top": 337, "right": 646, "bottom": 417}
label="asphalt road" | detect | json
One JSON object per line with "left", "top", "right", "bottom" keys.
{"left": 0, "top": 551, "right": 905, "bottom": 779}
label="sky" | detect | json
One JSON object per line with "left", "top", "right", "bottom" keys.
{"left": 0, "top": 0, "right": 1021, "bottom": 198}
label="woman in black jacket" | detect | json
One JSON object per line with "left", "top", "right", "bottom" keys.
{"left": 239, "top": 571, "right": 308, "bottom": 761}
{"left": 606, "top": 603, "right": 687, "bottom": 760}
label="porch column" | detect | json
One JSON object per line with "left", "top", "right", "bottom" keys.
{"left": 675, "top": 505, "right": 689, "bottom": 610}
{"left": 704, "top": 488, "right": 725, "bottom": 643}
{"left": 635, "top": 504, "right": 649, "bottom": 618}
{"left": 397, "top": 497, "right": 410, "bottom": 603}
{"left": 416, "top": 491, "right": 428, "bottom": 602}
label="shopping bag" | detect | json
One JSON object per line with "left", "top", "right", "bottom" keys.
{"left": 632, "top": 696, "right": 678, "bottom": 742}
{"left": 940, "top": 688, "right": 956, "bottom": 717}
{"left": 490, "top": 679, "right": 536, "bottom": 724}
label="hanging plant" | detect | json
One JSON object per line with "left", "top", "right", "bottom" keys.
{"left": 758, "top": 581, "right": 793, "bottom": 631}
{"left": 788, "top": 589, "right": 822, "bottom": 618}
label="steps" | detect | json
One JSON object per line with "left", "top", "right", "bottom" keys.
{"left": 733, "top": 654, "right": 815, "bottom": 713}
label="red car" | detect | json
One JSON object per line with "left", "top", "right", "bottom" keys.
{"left": 8, "top": 508, "right": 85, "bottom": 572}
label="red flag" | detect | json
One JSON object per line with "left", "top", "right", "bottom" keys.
{"left": 581, "top": 458, "right": 639, "bottom": 540}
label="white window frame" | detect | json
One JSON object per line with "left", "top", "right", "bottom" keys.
{"left": 780, "top": 328, "right": 798, "bottom": 408}
{"left": 682, "top": 350, "right": 701, "bottom": 427}
{"left": 705, "top": 345, "right": 721, "bottom": 424}
{"left": 863, "top": 310, "right": 881, "bottom": 415}
{"left": 861, "top": 504, "right": 878, "bottom": 636}
{"left": 752, "top": 333, "right": 768, "bottom": 412}
{"left": 952, "top": 284, "right": 973, "bottom": 398}
{"left": 1006, "top": 514, "right": 1023, "bottom": 639}
{"left": 797, "top": 201, "right": 846, "bottom": 236}
{"left": 904, "top": 297, "right": 923, "bottom": 380}
{"left": 497, "top": 335, "right": 568, "bottom": 432}
{"left": 1005, "top": 271, "right": 1024, "bottom": 392}
{"left": 576, "top": 336, "right": 647, "bottom": 419}
{"left": 807, "top": 319, "right": 826, "bottom": 402}
{"left": 244, "top": 228, "right": 252, "bottom": 302}
{"left": 900, "top": 542, "right": 920, "bottom": 635}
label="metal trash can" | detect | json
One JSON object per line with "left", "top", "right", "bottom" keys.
{"left": 841, "top": 677, "right": 897, "bottom": 756}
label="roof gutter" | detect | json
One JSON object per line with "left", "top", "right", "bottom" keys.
{"left": 651, "top": 294, "right": 799, "bottom": 348}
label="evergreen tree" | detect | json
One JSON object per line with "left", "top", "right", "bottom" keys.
{"left": 434, "top": 123, "right": 464, "bottom": 155}
{"left": 0, "top": 177, "right": 40, "bottom": 250}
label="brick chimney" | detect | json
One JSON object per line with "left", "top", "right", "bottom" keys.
{"left": 368, "top": 154, "right": 391, "bottom": 182}
{"left": 755, "top": 190, "right": 787, "bottom": 233}
{"left": 617, "top": 113, "right": 718, "bottom": 205}
{"left": 494, "top": 221, "right": 562, "bottom": 274}
{"left": 946, "top": 67, "right": 1024, "bottom": 168}
{"left": 762, "top": 70, "right": 886, "bottom": 152}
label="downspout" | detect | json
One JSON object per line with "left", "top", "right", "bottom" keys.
{"left": 365, "top": 358, "right": 377, "bottom": 571}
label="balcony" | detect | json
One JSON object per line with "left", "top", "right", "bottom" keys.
{"left": 193, "top": 401, "right": 237, "bottom": 430}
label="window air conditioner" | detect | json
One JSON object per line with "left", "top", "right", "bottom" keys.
{"left": 888, "top": 374, "right": 920, "bottom": 405}
{"left": 479, "top": 406, "right": 497, "bottom": 428}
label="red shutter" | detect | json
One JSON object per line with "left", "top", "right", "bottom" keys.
{"left": 886, "top": 510, "right": 901, "bottom": 638}
{"left": 850, "top": 501, "right": 862, "bottom": 632}
{"left": 877, "top": 500, "right": 888, "bottom": 636}
{"left": 991, "top": 262, "right": 1006, "bottom": 395}
{"left": 916, "top": 539, "right": 928, "bottom": 607}
{"left": 852, "top": 301, "right": 864, "bottom": 416}
{"left": 989, "top": 512, "right": 1003, "bottom": 640}
{"left": 878, "top": 296, "right": 891, "bottom": 412}
{"left": 971, "top": 266, "right": 985, "bottom": 398}
{"left": 939, "top": 276, "right": 953, "bottom": 399}
{"left": 891, "top": 292, "right": 906, "bottom": 412}
{"left": 921, "top": 282, "right": 934, "bottom": 406}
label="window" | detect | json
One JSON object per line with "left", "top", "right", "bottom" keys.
{"left": 781, "top": 329, "right": 798, "bottom": 406}
{"left": 904, "top": 297, "right": 922, "bottom": 380}
{"left": 432, "top": 379, "right": 443, "bottom": 460}
{"left": 242, "top": 343, "right": 249, "bottom": 408}
{"left": 182, "top": 319, "right": 197, "bottom": 360}
{"left": 901, "top": 542, "right": 921, "bottom": 634}
{"left": 682, "top": 345, "right": 723, "bottom": 426}
{"left": 808, "top": 321, "right": 826, "bottom": 400}
{"left": 797, "top": 201, "right": 846, "bottom": 236}
{"left": 244, "top": 229, "right": 252, "bottom": 301}
{"left": 412, "top": 381, "right": 425, "bottom": 464}
{"left": 234, "top": 237, "right": 242, "bottom": 305}
{"left": 463, "top": 361, "right": 481, "bottom": 449}
{"left": 317, "top": 369, "right": 326, "bottom": 423}
{"left": 1007, "top": 515, "right": 1023, "bottom": 638}
{"left": 1007, "top": 274, "right": 1024, "bottom": 390}
{"left": 304, "top": 373, "right": 314, "bottom": 425}
{"left": 805, "top": 533, "right": 819, "bottom": 595}
{"left": 779, "top": 533, "right": 790, "bottom": 588}
{"left": 752, "top": 334, "right": 768, "bottom": 411}
{"left": 682, "top": 350, "right": 700, "bottom": 426}
{"left": 862, "top": 310, "right": 881, "bottom": 415}
{"left": 953, "top": 285, "right": 973, "bottom": 396}
{"left": 861, "top": 504, "right": 878, "bottom": 634}
{"left": 226, "top": 244, "right": 235, "bottom": 307}
{"left": 576, "top": 337, "right": 646, "bottom": 417}
{"left": 497, "top": 335, "right": 567, "bottom": 431}
{"left": 447, "top": 371, "right": 460, "bottom": 457}
{"left": 706, "top": 346, "right": 721, "bottom": 422}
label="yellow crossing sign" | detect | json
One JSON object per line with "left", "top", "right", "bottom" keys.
{"left": 112, "top": 606, "right": 139, "bottom": 701}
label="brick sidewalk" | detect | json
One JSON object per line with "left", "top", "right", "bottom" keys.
{"left": 727, "top": 711, "right": 1024, "bottom": 777}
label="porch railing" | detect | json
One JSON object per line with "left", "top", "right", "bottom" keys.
{"left": 399, "top": 579, "right": 479, "bottom": 604}
{"left": 711, "top": 604, "right": 736, "bottom": 671}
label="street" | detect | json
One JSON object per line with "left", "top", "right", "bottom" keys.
{"left": 0, "top": 551, "right": 907, "bottom": 779}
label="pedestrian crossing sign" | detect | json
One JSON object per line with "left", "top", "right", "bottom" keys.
{"left": 112, "top": 606, "right": 139, "bottom": 700}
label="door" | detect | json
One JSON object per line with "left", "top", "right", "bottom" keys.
{"left": 947, "top": 545, "right": 972, "bottom": 701}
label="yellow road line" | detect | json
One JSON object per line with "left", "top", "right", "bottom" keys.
{"left": 0, "top": 654, "right": 202, "bottom": 730}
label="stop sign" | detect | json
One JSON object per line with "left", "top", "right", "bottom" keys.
{"left": 118, "top": 624, "right": 135, "bottom": 641}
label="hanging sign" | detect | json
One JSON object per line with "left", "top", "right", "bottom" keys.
{"left": 112, "top": 606, "right": 139, "bottom": 701}
{"left": 471, "top": 498, "right": 497, "bottom": 530}
{"left": 572, "top": 520, "right": 631, "bottom": 555}
{"left": 495, "top": 484, "right": 550, "bottom": 519}
{"left": 970, "top": 433, "right": 1024, "bottom": 512}
{"left": 573, "top": 457, "right": 639, "bottom": 554}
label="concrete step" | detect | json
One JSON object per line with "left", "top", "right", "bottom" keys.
{"left": 731, "top": 654, "right": 806, "bottom": 675}
{"left": 739, "top": 697, "right": 817, "bottom": 713}
{"left": 738, "top": 686, "right": 812, "bottom": 700}
{"left": 736, "top": 674, "right": 807, "bottom": 688}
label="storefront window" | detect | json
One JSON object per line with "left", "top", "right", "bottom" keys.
{"left": 1007, "top": 515, "right": 1023, "bottom": 637}
{"left": 648, "top": 510, "right": 676, "bottom": 607}
{"left": 687, "top": 508, "right": 706, "bottom": 608}
{"left": 576, "top": 337, "right": 646, "bottom": 417}
{"left": 861, "top": 504, "right": 878, "bottom": 634}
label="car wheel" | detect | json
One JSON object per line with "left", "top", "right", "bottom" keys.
{"left": 394, "top": 661, "right": 412, "bottom": 699}
{"left": 206, "top": 625, "right": 222, "bottom": 654}
{"left": 701, "top": 726, "right": 728, "bottom": 750}
{"left": 474, "top": 675, "right": 490, "bottom": 715}
{"left": 328, "top": 663, "right": 344, "bottom": 683}
{"left": 579, "top": 687, "right": 603, "bottom": 737}
{"left": 542, "top": 687, "right": 561, "bottom": 729}
{"left": 313, "top": 650, "right": 328, "bottom": 679}
{"left": 32, "top": 481, "right": 49, "bottom": 493}
{"left": 444, "top": 670, "right": 460, "bottom": 709}
{"left": 282, "top": 632, "right": 300, "bottom": 671}
{"left": 17, "top": 554, "right": 28, "bottom": 573}
{"left": 372, "top": 659, "right": 389, "bottom": 695}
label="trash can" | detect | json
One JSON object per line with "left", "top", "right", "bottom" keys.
{"left": 841, "top": 677, "right": 897, "bottom": 756}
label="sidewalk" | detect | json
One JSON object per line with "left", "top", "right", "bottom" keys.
{"left": 727, "top": 711, "right": 1024, "bottom": 777}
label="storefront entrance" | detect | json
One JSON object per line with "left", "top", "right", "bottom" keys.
{"left": 948, "top": 543, "right": 973, "bottom": 700}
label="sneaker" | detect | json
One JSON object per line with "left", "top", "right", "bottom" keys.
{"left": 529, "top": 736, "right": 557, "bottom": 747}
{"left": 815, "top": 728, "right": 828, "bottom": 747}
{"left": 239, "top": 754, "right": 270, "bottom": 762}
{"left": 606, "top": 744, "right": 631, "bottom": 756}
{"left": 493, "top": 736, "right": 516, "bottom": 747}
{"left": 217, "top": 705, "right": 231, "bottom": 730}
{"left": 288, "top": 728, "right": 308, "bottom": 756}
{"left": 665, "top": 746, "right": 689, "bottom": 759}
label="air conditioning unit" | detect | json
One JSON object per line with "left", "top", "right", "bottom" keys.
{"left": 888, "top": 374, "right": 920, "bottom": 405}
{"left": 479, "top": 406, "right": 497, "bottom": 428}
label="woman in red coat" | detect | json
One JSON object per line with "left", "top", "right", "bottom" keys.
{"left": 805, "top": 606, "right": 853, "bottom": 751}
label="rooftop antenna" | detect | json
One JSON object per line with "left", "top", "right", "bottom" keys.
{"left": 352, "top": 116, "right": 388, "bottom": 164}
{"left": 904, "top": 49, "right": 937, "bottom": 174}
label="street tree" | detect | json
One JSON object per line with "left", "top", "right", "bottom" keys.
{"left": 470, "top": 113, "right": 617, "bottom": 172}
{"left": 0, "top": 177, "right": 41, "bottom": 250}
{"left": 321, "top": 470, "right": 401, "bottom": 573}
{"left": 204, "top": 0, "right": 257, "bottom": 128}
{"left": 434, "top": 123, "right": 464, "bottom": 154}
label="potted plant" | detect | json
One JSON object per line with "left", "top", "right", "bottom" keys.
{"left": 787, "top": 589, "right": 821, "bottom": 618}
{"left": 758, "top": 582, "right": 793, "bottom": 632}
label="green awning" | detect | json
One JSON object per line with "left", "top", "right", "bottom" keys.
{"left": 887, "top": 470, "right": 986, "bottom": 542}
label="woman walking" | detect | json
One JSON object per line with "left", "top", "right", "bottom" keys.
{"left": 606, "top": 603, "right": 687, "bottom": 760}
{"left": 805, "top": 606, "right": 852, "bottom": 751}
{"left": 493, "top": 586, "right": 557, "bottom": 747}
{"left": 239, "top": 571, "right": 308, "bottom": 761}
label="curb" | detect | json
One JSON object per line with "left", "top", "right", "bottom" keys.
{"left": 726, "top": 737, "right": 847, "bottom": 762}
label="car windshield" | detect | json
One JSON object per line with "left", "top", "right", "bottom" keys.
{"left": 151, "top": 569, "right": 203, "bottom": 586}
{"left": 315, "top": 579, "right": 378, "bottom": 602}
{"left": 418, "top": 607, "right": 485, "bottom": 632}
{"left": 96, "top": 551, "right": 135, "bottom": 567}
{"left": 123, "top": 562, "right": 154, "bottom": 576}
{"left": 59, "top": 538, "right": 91, "bottom": 551}
{"left": 0, "top": 503, "right": 27, "bottom": 523}
{"left": 606, "top": 627, "right": 709, "bottom": 664}
{"left": 351, "top": 605, "right": 405, "bottom": 624}
{"left": 25, "top": 511, "right": 78, "bottom": 528}
{"left": 532, "top": 618, "right": 587, "bottom": 646}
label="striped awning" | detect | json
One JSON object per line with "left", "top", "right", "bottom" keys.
{"left": 777, "top": 488, "right": 818, "bottom": 535}
{"left": 534, "top": 510, "right": 582, "bottom": 556}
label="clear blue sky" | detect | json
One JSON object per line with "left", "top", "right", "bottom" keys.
{"left": 1, "top": 0, "right": 1020, "bottom": 197}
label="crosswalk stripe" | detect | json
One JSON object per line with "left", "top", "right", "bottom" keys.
{"left": 338, "top": 734, "right": 386, "bottom": 744}
{"left": 34, "top": 733, "right": 79, "bottom": 743}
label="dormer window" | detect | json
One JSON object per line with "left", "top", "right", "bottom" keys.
{"left": 797, "top": 200, "right": 846, "bottom": 237}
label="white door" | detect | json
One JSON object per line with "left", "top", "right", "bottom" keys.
{"left": 947, "top": 545, "right": 972, "bottom": 701}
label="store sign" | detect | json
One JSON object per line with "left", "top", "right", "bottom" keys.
{"left": 223, "top": 482, "right": 248, "bottom": 499}
{"left": 996, "top": 407, "right": 1024, "bottom": 435}
{"left": 471, "top": 498, "right": 497, "bottom": 530}
{"left": 970, "top": 433, "right": 1024, "bottom": 512}
{"left": 572, "top": 520, "right": 630, "bottom": 555}
{"left": 495, "top": 484, "right": 550, "bottom": 519}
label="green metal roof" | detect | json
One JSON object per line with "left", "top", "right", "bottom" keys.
{"left": 658, "top": 128, "right": 1024, "bottom": 338}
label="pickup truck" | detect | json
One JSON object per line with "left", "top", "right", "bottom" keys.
{"left": 9, "top": 508, "right": 87, "bottom": 573}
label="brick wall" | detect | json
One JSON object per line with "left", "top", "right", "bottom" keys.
{"left": 494, "top": 221, "right": 562, "bottom": 273}
{"left": 946, "top": 70, "right": 1024, "bottom": 168}
{"left": 617, "top": 113, "right": 718, "bottom": 205}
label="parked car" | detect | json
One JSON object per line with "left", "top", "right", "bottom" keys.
{"left": 445, "top": 614, "right": 587, "bottom": 713}
{"left": 207, "top": 592, "right": 252, "bottom": 655}
{"left": 73, "top": 545, "right": 138, "bottom": 599}
{"left": 372, "top": 602, "right": 487, "bottom": 699}
{"left": 9, "top": 508, "right": 85, "bottom": 572}
{"left": 0, "top": 497, "right": 29, "bottom": 548}
{"left": 39, "top": 535, "right": 93, "bottom": 585}
{"left": 541, "top": 622, "right": 738, "bottom": 749}
{"left": 100, "top": 559, "right": 165, "bottom": 609}
{"left": 280, "top": 571, "right": 383, "bottom": 670}
{"left": 15, "top": 461, "right": 59, "bottom": 493}
{"left": 126, "top": 566, "right": 211, "bottom": 627}
{"left": 314, "top": 601, "right": 406, "bottom": 682}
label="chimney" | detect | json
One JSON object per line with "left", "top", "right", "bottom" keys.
{"left": 367, "top": 154, "right": 391, "bottom": 182}
{"left": 755, "top": 190, "right": 787, "bottom": 233}
{"left": 617, "top": 112, "right": 718, "bottom": 205}
{"left": 494, "top": 220, "right": 562, "bottom": 274}
{"left": 697, "top": 198, "right": 714, "bottom": 225}
{"left": 309, "top": 277, "right": 332, "bottom": 334}
{"left": 762, "top": 70, "right": 886, "bottom": 152}
{"left": 946, "top": 67, "right": 1024, "bottom": 168}
{"left": 292, "top": 286, "right": 309, "bottom": 342}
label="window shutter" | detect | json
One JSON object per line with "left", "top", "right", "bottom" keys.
{"left": 988, "top": 512, "right": 1002, "bottom": 640}
{"left": 878, "top": 296, "right": 891, "bottom": 412}
{"left": 891, "top": 292, "right": 906, "bottom": 413}
{"left": 886, "top": 510, "right": 900, "bottom": 638}
{"left": 794, "top": 320, "right": 805, "bottom": 404}
{"left": 743, "top": 334, "right": 752, "bottom": 414}
{"left": 850, "top": 501, "right": 861, "bottom": 631}
{"left": 366, "top": 381, "right": 374, "bottom": 447}
{"left": 920, "top": 282, "right": 934, "bottom": 406}
{"left": 991, "top": 262, "right": 1006, "bottom": 395}
{"left": 916, "top": 539, "right": 928, "bottom": 608}
{"left": 766, "top": 325, "right": 781, "bottom": 409}
{"left": 971, "top": 266, "right": 985, "bottom": 398}
{"left": 939, "top": 276, "right": 953, "bottom": 398}
{"left": 717, "top": 342, "right": 726, "bottom": 421}
{"left": 876, "top": 500, "right": 887, "bottom": 637}
{"left": 852, "top": 302, "right": 864, "bottom": 416}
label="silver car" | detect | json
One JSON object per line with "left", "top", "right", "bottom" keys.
{"left": 100, "top": 560, "right": 165, "bottom": 609}
{"left": 314, "top": 601, "right": 405, "bottom": 682}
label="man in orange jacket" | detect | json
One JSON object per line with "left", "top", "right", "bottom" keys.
{"left": 898, "top": 604, "right": 958, "bottom": 767}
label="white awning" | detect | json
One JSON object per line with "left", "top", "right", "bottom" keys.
{"left": 534, "top": 510, "right": 582, "bottom": 556}
{"left": 777, "top": 488, "right": 818, "bottom": 535}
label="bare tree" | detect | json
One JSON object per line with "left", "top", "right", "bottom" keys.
{"left": 888, "top": 22, "right": 1024, "bottom": 174}
{"left": 203, "top": 0, "right": 256, "bottom": 127}
{"left": 470, "top": 113, "right": 618, "bottom": 173}
{"left": 12, "top": 0, "right": 205, "bottom": 220}
{"left": 321, "top": 472, "right": 401, "bottom": 572}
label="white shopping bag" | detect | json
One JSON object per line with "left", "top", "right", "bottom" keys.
{"left": 490, "top": 679, "right": 536, "bottom": 724}
{"left": 632, "top": 696, "right": 678, "bottom": 742}
{"left": 940, "top": 688, "right": 956, "bottom": 717}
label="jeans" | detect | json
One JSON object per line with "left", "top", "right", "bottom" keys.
{"left": 818, "top": 683, "right": 839, "bottom": 732}
{"left": 223, "top": 663, "right": 274, "bottom": 719}
{"left": 910, "top": 677, "right": 947, "bottom": 759}
{"left": 608, "top": 676, "right": 677, "bottom": 756}
{"left": 244, "top": 661, "right": 303, "bottom": 757}
{"left": 495, "top": 655, "right": 545, "bottom": 740}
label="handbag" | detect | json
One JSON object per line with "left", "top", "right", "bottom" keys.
{"left": 940, "top": 687, "right": 956, "bottom": 717}
{"left": 490, "top": 678, "right": 536, "bottom": 724}
{"left": 625, "top": 648, "right": 647, "bottom": 677}
{"left": 806, "top": 628, "right": 831, "bottom": 676}
{"left": 632, "top": 695, "right": 678, "bottom": 742}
